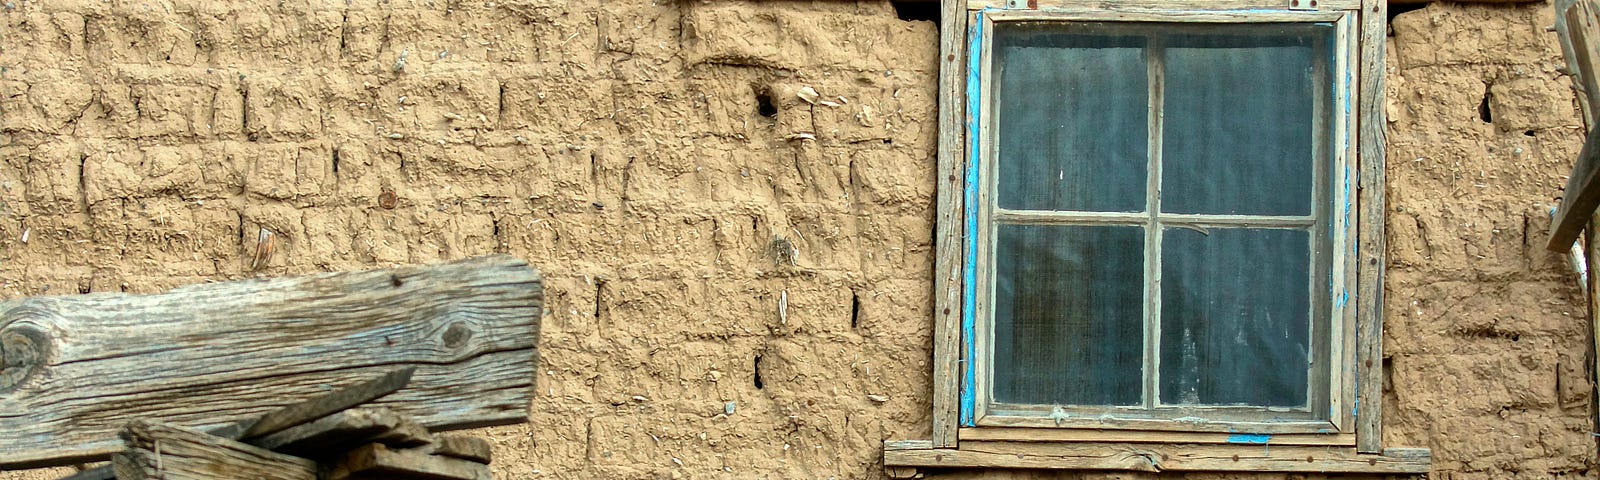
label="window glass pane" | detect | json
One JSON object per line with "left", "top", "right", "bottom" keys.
{"left": 993, "top": 224, "right": 1144, "bottom": 406}
{"left": 1159, "top": 228, "right": 1310, "bottom": 407}
{"left": 995, "top": 25, "right": 1148, "bottom": 213}
{"left": 1161, "top": 26, "right": 1331, "bottom": 216}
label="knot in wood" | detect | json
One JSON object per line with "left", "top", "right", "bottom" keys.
{"left": 442, "top": 322, "right": 473, "bottom": 350}
{"left": 0, "top": 305, "right": 58, "bottom": 394}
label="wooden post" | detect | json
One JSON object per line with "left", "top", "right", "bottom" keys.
{"left": 0, "top": 255, "right": 542, "bottom": 469}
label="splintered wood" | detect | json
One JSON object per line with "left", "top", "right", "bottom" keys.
{"left": 108, "top": 409, "right": 497, "bottom": 480}
{"left": 0, "top": 255, "right": 542, "bottom": 469}
{"left": 111, "top": 421, "right": 318, "bottom": 480}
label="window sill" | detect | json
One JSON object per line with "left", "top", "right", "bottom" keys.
{"left": 881, "top": 440, "right": 1430, "bottom": 476}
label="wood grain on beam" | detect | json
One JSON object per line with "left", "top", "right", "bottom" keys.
{"left": 932, "top": 0, "right": 970, "bottom": 449}
{"left": 0, "top": 255, "right": 542, "bottom": 469}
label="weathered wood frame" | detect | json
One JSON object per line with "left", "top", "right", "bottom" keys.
{"left": 916, "top": 0, "right": 1401, "bottom": 470}
{"left": 966, "top": 8, "right": 1355, "bottom": 434}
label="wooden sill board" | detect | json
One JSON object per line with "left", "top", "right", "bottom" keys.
{"left": 883, "top": 440, "right": 1430, "bottom": 474}
{"left": 959, "top": 428, "right": 1356, "bottom": 446}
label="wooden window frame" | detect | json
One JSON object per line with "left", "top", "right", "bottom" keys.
{"left": 967, "top": 10, "right": 1355, "bottom": 433}
{"left": 887, "top": 0, "right": 1428, "bottom": 475}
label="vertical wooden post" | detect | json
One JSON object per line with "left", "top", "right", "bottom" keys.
{"left": 933, "top": 0, "right": 972, "bottom": 449}
{"left": 1354, "top": 0, "right": 1388, "bottom": 455}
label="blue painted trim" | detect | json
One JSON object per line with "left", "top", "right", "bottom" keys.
{"left": 1227, "top": 434, "right": 1272, "bottom": 445}
{"left": 959, "top": 10, "right": 987, "bottom": 428}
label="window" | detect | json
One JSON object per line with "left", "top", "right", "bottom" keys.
{"left": 884, "top": 1, "right": 1430, "bottom": 475}
{"left": 971, "top": 19, "right": 1350, "bottom": 430}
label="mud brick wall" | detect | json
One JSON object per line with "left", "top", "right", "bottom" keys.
{"left": 0, "top": 1, "right": 1593, "bottom": 479}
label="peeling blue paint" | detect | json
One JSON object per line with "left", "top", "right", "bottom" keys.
{"left": 959, "top": 10, "right": 988, "bottom": 428}
{"left": 1227, "top": 434, "right": 1272, "bottom": 445}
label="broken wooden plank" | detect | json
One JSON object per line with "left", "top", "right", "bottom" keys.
{"left": 0, "top": 255, "right": 542, "bottom": 469}
{"left": 326, "top": 443, "right": 492, "bottom": 480}
{"left": 253, "top": 408, "right": 434, "bottom": 459}
{"left": 60, "top": 368, "right": 417, "bottom": 480}
{"left": 422, "top": 435, "right": 493, "bottom": 464}
{"left": 109, "top": 420, "right": 317, "bottom": 480}
{"left": 242, "top": 368, "right": 417, "bottom": 440}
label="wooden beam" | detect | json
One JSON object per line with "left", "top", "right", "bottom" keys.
{"left": 326, "top": 443, "right": 492, "bottom": 480}
{"left": 932, "top": 0, "right": 971, "bottom": 449}
{"left": 109, "top": 420, "right": 317, "bottom": 480}
{"left": 0, "top": 255, "right": 542, "bottom": 469}
{"left": 1550, "top": 126, "right": 1600, "bottom": 251}
{"left": 1355, "top": 0, "right": 1388, "bottom": 454}
{"left": 882, "top": 440, "right": 1431, "bottom": 474}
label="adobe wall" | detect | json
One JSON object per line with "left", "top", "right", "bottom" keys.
{"left": 0, "top": 1, "right": 1592, "bottom": 479}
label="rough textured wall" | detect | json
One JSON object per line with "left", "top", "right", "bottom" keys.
{"left": 0, "top": 1, "right": 1593, "bottom": 479}
{"left": 1382, "top": 3, "right": 1595, "bottom": 478}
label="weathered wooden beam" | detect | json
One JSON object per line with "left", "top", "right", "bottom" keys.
{"left": 0, "top": 255, "right": 542, "bottom": 469}
{"left": 253, "top": 408, "right": 435, "bottom": 459}
{"left": 882, "top": 440, "right": 1431, "bottom": 474}
{"left": 1549, "top": 126, "right": 1600, "bottom": 251}
{"left": 109, "top": 420, "right": 318, "bottom": 480}
{"left": 326, "top": 443, "right": 492, "bottom": 480}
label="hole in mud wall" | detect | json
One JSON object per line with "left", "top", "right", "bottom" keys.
{"left": 891, "top": 1, "right": 940, "bottom": 26}
{"left": 1479, "top": 86, "right": 1494, "bottom": 124}
{"left": 756, "top": 89, "right": 779, "bottom": 119}
{"left": 593, "top": 276, "right": 608, "bottom": 326}
{"left": 753, "top": 354, "right": 765, "bottom": 389}
{"left": 850, "top": 290, "right": 861, "bottom": 330}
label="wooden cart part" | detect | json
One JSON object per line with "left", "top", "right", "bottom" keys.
{"left": 0, "top": 255, "right": 542, "bottom": 469}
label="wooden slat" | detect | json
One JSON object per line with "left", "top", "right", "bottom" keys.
{"left": 0, "top": 255, "right": 542, "bottom": 469}
{"left": 423, "top": 435, "right": 494, "bottom": 464}
{"left": 326, "top": 443, "right": 492, "bottom": 480}
{"left": 1354, "top": 0, "right": 1386, "bottom": 453}
{"left": 968, "top": 0, "right": 1364, "bottom": 10}
{"left": 959, "top": 428, "right": 1355, "bottom": 446}
{"left": 932, "top": 0, "right": 971, "bottom": 449}
{"left": 882, "top": 440, "right": 1431, "bottom": 473}
{"left": 109, "top": 420, "right": 317, "bottom": 480}
{"left": 252, "top": 408, "right": 435, "bottom": 459}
